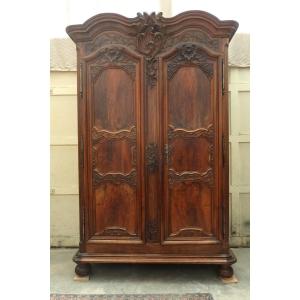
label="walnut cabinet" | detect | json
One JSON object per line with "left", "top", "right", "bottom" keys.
{"left": 66, "top": 10, "right": 238, "bottom": 278}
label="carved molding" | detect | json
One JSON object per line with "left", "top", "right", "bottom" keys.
{"left": 147, "top": 220, "right": 159, "bottom": 241}
{"left": 170, "top": 227, "right": 214, "bottom": 238}
{"left": 95, "top": 227, "right": 137, "bottom": 237}
{"left": 168, "top": 168, "right": 214, "bottom": 187}
{"left": 93, "top": 170, "right": 137, "bottom": 187}
{"left": 146, "top": 57, "right": 158, "bottom": 88}
{"left": 86, "top": 33, "right": 136, "bottom": 54}
{"left": 167, "top": 44, "right": 213, "bottom": 80}
{"left": 134, "top": 12, "right": 165, "bottom": 57}
{"left": 92, "top": 126, "right": 136, "bottom": 144}
{"left": 168, "top": 124, "right": 214, "bottom": 141}
{"left": 133, "top": 12, "right": 166, "bottom": 88}
{"left": 92, "top": 126, "right": 137, "bottom": 170}
{"left": 90, "top": 47, "right": 136, "bottom": 81}
{"left": 163, "top": 30, "right": 219, "bottom": 51}
{"left": 146, "top": 143, "right": 159, "bottom": 172}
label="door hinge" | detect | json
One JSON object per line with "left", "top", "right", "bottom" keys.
{"left": 79, "top": 63, "right": 83, "bottom": 98}
{"left": 80, "top": 135, "right": 84, "bottom": 168}
{"left": 146, "top": 143, "right": 158, "bottom": 172}
{"left": 222, "top": 134, "right": 226, "bottom": 167}
{"left": 222, "top": 58, "right": 225, "bottom": 95}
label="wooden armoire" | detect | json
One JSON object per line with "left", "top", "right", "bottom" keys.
{"left": 66, "top": 10, "right": 238, "bottom": 278}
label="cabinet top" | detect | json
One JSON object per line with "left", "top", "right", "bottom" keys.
{"left": 66, "top": 10, "right": 238, "bottom": 44}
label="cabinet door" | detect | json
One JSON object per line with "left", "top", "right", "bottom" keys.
{"left": 84, "top": 46, "right": 145, "bottom": 243}
{"left": 161, "top": 44, "right": 221, "bottom": 244}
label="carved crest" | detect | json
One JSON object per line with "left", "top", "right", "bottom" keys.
{"left": 134, "top": 12, "right": 165, "bottom": 56}
{"left": 133, "top": 12, "right": 166, "bottom": 88}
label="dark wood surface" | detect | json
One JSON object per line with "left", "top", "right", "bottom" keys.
{"left": 66, "top": 10, "right": 238, "bottom": 278}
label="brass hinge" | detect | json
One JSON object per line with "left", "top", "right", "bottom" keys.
{"left": 79, "top": 63, "right": 83, "bottom": 98}
{"left": 222, "top": 58, "right": 225, "bottom": 95}
{"left": 80, "top": 135, "right": 84, "bottom": 168}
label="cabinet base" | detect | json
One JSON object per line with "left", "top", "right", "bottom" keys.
{"left": 73, "top": 249, "right": 236, "bottom": 278}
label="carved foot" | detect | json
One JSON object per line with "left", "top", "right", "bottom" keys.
{"left": 75, "top": 263, "right": 91, "bottom": 277}
{"left": 218, "top": 264, "right": 234, "bottom": 279}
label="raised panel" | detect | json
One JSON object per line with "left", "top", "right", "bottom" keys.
{"left": 162, "top": 43, "right": 218, "bottom": 243}
{"left": 169, "top": 66, "right": 212, "bottom": 129}
{"left": 93, "top": 68, "right": 135, "bottom": 131}
{"left": 85, "top": 46, "right": 143, "bottom": 242}
{"left": 170, "top": 137, "right": 211, "bottom": 173}
{"left": 93, "top": 139, "right": 135, "bottom": 174}
{"left": 168, "top": 182, "right": 213, "bottom": 239}
{"left": 94, "top": 183, "right": 138, "bottom": 238}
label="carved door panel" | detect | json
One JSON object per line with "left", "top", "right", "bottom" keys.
{"left": 84, "top": 46, "right": 144, "bottom": 243}
{"left": 161, "top": 44, "right": 221, "bottom": 244}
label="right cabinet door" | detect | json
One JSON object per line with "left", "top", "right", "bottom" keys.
{"left": 161, "top": 43, "right": 222, "bottom": 245}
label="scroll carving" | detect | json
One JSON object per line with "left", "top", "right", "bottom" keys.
{"left": 163, "top": 30, "right": 219, "bottom": 51}
{"left": 168, "top": 168, "right": 214, "bottom": 187}
{"left": 134, "top": 12, "right": 165, "bottom": 57}
{"left": 133, "top": 12, "right": 166, "bottom": 87}
{"left": 167, "top": 44, "right": 213, "bottom": 79}
{"left": 95, "top": 227, "right": 137, "bottom": 237}
{"left": 168, "top": 124, "right": 214, "bottom": 141}
{"left": 90, "top": 47, "right": 136, "bottom": 81}
{"left": 93, "top": 170, "right": 137, "bottom": 187}
{"left": 170, "top": 227, "right": 213, "bottom": 238}
{"left": 146, "top": 143, "right": 159, "bottom": 172}
{"left": 86, "top": 33, "right": 136, "bottom": 54}
{"left": 92, "top": 126, "right": 136, "bottom": 144}
{"left": 92, "top": 126, "right": 137, "bottom": 169}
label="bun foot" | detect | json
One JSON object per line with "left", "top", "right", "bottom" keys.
{"left": 218, "top": 264, "right": 234, "bottom": 278}
{"left": 75, "top": 263, "right": 91, "bottom": 277}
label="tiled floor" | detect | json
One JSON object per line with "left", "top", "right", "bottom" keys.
{"left": 51, "top": 248, "right": 249, "bottom": 300}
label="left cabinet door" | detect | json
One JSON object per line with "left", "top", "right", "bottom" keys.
{"left": 82, "top": 46, "right": 145, "bottom": 244}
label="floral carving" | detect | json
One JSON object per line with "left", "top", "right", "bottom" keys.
{"left": 90, "top": 47, "right": 136, "bottom": 81}
{"left": 163, "top": 30, "right": 219, "bottom": 51}
{"left": 133, "top": 12, "right": 166, "bottom": 88}
{"left": 146, "top": 143, "right": 158, "bottom": 172}
{"left": 168, "top": 44, "right": 213, "bottom": 79}
{"left": 85, "top": 33, "right": 136, "bottom": 54}
{"left": 134, "top": 12, "right": 165, "bottom": 56}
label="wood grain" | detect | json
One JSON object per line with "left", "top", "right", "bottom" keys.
{"left": 66, "top": 10, "right": 238, "bottom": 278}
